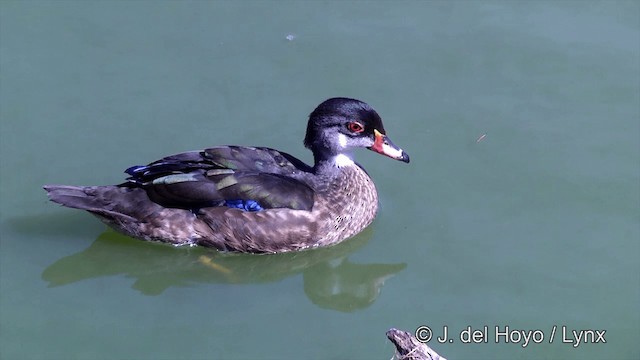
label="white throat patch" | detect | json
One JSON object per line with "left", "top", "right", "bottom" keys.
{"left": 337, "top": 133, "right": 348, "bottom": 149}
{"left": 333, "top": 153, "right": 355, "bottom": 168}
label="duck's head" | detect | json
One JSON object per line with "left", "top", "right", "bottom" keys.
{"left": 304, "top": 98, "right": 410, "bottom": 166}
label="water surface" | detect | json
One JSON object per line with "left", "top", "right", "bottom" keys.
{"left": 1, "top": 1, "right": 638, "bottom": 359}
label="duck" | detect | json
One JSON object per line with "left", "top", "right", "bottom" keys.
{"left": 44, "top": 97, "right": 410, "bottom": 253}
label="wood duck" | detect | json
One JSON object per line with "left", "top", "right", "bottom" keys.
{"left": 44, "top": 98, "right": 410, "bottom": 253}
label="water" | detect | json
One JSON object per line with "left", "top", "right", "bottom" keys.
{"left": 1, "top": 1, "right": 638, "bottom": 359}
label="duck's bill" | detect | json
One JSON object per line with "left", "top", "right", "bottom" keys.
{"left": 369, "top": 129, "right": 410, "bottom": 163}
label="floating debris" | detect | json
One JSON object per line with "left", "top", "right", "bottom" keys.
{"left": 285, "top": 34, "right": 296, "bottom": 41}
{"left": 387, "top": 328, "right": 447, "bottom": 360}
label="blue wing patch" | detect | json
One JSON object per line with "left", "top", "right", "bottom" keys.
{"left": 224, "top": 199, "right": 264, "bottom": 212}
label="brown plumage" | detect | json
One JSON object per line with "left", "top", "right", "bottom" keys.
{"left": 44, "top": 98, "right": 409, "bottom": 253}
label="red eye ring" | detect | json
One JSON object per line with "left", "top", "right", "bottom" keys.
{"left": 347, "top": 121, "right": 364, "bottom": 133}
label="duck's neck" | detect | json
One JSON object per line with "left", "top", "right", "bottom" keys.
{"left": 312, "top": 151, "right": 356, "bottom": 175}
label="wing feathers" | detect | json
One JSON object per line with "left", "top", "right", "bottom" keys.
{"left": 125, "top": 146, "right": 315, "bottom": 211}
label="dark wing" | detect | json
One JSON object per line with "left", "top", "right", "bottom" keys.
{"left": 201, "top": 146, "right": 312, "bottom": 173}
{"left": 125, "top": 146, "right": 312, "bottom": 181}
{"left": 123, "top": 146, "right": 315, "bottom": 211}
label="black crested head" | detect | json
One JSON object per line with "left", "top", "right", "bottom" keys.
{"left": 303, "top": 97, "right": 408, "bottom": 166}
{"left": 304, "top": 98, "right": 383, "bottom": 149}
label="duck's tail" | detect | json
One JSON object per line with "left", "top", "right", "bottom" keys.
{"left": 43, "top": 185, "right": 139, "bottom": 222}
{"left": 44, "top": 182, "right": 152, "bottom": 238}
{"left": 43, "top": 184, "right": 201, "bottom": 245}
{"left": 44, "top": 185, "right": 105, "bottom": 211}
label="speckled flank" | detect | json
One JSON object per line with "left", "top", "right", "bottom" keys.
{"left": 195, "top": 163, "right": 378, "bottom": 252}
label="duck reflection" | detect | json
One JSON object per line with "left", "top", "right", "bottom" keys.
{"left": 42, "top": 228, "right": 406, "bottom": 312}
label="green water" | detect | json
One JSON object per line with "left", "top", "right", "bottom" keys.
{"left": 1, "top": 1, "right": 638, "bottom": 359}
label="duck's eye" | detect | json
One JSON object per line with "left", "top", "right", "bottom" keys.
{"left": 347, "top": 122, "right": 364, "bottom": 133}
